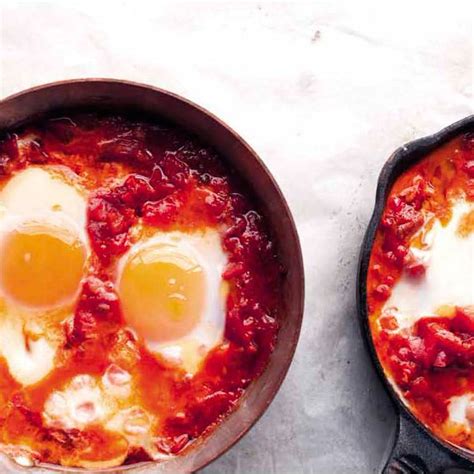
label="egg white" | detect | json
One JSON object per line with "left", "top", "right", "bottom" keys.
{"left": 0, "top": 315, "right": 56, "bottom": 386}
{"left": 0, "top": 166, "right": 87, "bottom": 231}
{"left": 382, "top": 199, "right": 474, "bottom": 330}
{"left": 118, "top": 229, "right": 228, "bottom": 374}
{"left": 43, "top": 369, "right": 168, "bottom": 465}
{"left": 447, "top": 394, "right": 473, "bottom": 427}
{"left": 442, "top": 393, "right": 474, "bottom": 445}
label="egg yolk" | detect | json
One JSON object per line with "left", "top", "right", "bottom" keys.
{"left": 0, "top": 224, "right": 86, "bottom": 309}
{"left": 118, "top": 243, "right": 205, "bottom": 343}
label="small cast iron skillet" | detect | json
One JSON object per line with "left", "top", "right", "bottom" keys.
{"left": 0, "top": 79, "right": 304, "bottom": 473}
{"left": 358, "top": 115, "right": 474, "bottom": 474}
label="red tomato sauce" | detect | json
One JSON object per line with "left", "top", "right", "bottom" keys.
{"left": 0, "top": 114, "right": 282, "bottom": 467}
{"left": 368, "top": 132, "right": 474, "bottom": 449}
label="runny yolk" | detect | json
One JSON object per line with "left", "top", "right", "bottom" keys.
{"left": 0, "top": 224, "right": 86, "bottom": 309}
{"left": 118, "top": 243, "right": 205, "bottom": 343}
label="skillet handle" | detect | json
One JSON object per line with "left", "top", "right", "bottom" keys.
{"left": 383, "top": 412, "right": 474, "bottom": 474}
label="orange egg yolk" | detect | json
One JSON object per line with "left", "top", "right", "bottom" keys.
{"left": 0, "top": 224, "right": 86, "bottom": 309}
{"left": 118, "top": 243, "right": 205, "bottom": 343}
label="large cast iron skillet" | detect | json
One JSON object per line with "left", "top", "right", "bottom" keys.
{"left": 0, "top": 79, "right": 304, "bottom": 473}
{"left": 358, "top": 115, "right": 474, "bottom": 474}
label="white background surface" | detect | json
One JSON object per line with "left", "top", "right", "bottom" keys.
{"left": 0, "top": 1, "right": 472, "bottom": 473}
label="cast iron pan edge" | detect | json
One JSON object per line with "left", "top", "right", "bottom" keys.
{"left": 357, "top": 115, "right": 474, "bottom": 474}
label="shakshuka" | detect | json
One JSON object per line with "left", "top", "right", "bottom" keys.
{"left": 0, "top": 114, "right": 282, "bottom": 468}
{"left": 368, "top": 132, "right": 474, "bottom": 451}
